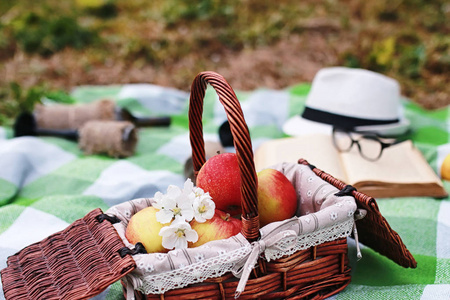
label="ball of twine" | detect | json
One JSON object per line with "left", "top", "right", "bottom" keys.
{"left": 35, "top": 99, "right": 116, "bottom": 130}
{"left": 78, "top": 120, "right": 138, "bottom": 158}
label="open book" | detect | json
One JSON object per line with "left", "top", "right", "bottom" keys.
{"left": 254, "top": 135, "right": 448, "bottom": 199}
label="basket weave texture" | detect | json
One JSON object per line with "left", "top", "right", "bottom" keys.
{"left": 0, "top": 208, "right": 136, "bottom": 300}
{"left": 298, "top": 159, "right": 417, "bottom": 269}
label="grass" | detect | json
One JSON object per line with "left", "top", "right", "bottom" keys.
{"left": 0, "top": 0, "right": 448, "bottom": 125}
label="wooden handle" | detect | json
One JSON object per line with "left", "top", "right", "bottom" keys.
{"left": 189, "top": 71, "right": 259, "bottom": 241}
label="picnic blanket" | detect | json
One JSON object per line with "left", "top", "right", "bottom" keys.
{"left": 0, "top": 80, "right": 449, "bottom": 300}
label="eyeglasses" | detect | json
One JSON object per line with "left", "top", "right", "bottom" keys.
{"left": 332, "top": 127, "right": 402, "bottom": 161}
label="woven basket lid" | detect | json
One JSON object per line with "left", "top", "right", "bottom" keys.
{"left": 298, "top": 159, "right": 417, "bottom": 268}
{"left": 0, "top": 208, "right": 137, "bottom": 300}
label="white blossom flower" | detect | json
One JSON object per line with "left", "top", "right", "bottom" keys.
{"left": 153, "top": 185, "right": 194, "bottom": 224}
{"left": 192, "top": 193, "right": 215, "bottom": 222}
{"left": 159, "top": 218, "right": 198, "bottom": 250}
{"left": 151, "top": 179, "right": 215, "bottom": 250}
{"left": 179, "top": 179, "right": 216, "bottom": 223}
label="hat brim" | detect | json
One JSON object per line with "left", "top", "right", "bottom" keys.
{"left": 283, "top": 115, "right": 410, "bottom": 137}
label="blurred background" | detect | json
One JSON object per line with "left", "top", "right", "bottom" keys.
{"left": 0, "top": 0, "right": 448, "bottom": 125}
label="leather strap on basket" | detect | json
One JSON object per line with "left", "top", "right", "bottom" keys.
{"left": 298, "top": 158, "right": 417, "bottom": 268}
{"left": 189, "top": 71, "right": 259, "bottom": 241}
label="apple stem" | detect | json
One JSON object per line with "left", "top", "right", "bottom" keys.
{"left": 225, "top": 213, "right": 230, "bottom": 221}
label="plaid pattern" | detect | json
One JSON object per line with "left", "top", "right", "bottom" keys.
{"left": 0, "top": 82, "right": 449, "bottom": 299}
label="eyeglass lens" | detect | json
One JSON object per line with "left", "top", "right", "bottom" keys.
{"left": 332, "top": 130, "right": 353, "bottom": 151}
{"left": 332, "top": 129, "right": 383, "bottom": 161}
{"left": 357, "top": 137, "right": 383, "bottom": 160}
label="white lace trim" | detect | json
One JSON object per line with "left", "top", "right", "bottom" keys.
{"left": 264, "top": 218, "right": 354, "bottom": 261}
{"left": 134, "top": 245, "right": 251, "bottom": 294}
{"left": 129, "top": 218, "right": 354, "bottom": 295}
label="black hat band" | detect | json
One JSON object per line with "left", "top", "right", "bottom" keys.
{"left": 301, "top": 107, "right": 399, "bottom": 130}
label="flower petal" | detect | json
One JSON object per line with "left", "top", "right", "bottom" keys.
{"left": 183, "top": 178, "right": 194, "bottom": 192}
{"left": 167, "top": 185, "right": 182, "bottom": 199}
{"left": 185, "top": 229, "right": 199, "bottom": 243}
{"left": 179, "top": 197, "right": 193, "bottom": 209}
{"left": 205, "top": 208, "right": 215, "bottom": 219}
{"left": 164, "top": 197, "right": 177, "bottom": 209}
{"left": 159, "top": 226, "right": 174, "bottom": 237}
{"left": 156, "top": 209, "right": 174, "bottom": 224}
{"left": 161, "top": 234, "right": 177, "bottom": 249}
{"left": 181, "top": 208, "right": 194, "bottom": 222}
{"left": 173, "top": 237, "right": 188, "bottom": 250}
{"left": 194, "top": 214, "right": 206, "bottom": 223}
{"left": 152, "top": 191, "right": 164, "bottom": 209}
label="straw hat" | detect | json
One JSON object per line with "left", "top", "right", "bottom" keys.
{"left": 283, "top": 67, "right": 410, "bottom": 136}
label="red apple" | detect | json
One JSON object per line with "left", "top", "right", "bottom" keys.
{"left": 190, "top": 209, "right": 242, "bottom": 247}
{"left": 125, "top": 206, "right": 168, "bottom": 253}
{"left": 196, "top": 153, "right": 242, "bottom": 215}
{"left": 257, "top": 168, "right": 298, "bottom": 226}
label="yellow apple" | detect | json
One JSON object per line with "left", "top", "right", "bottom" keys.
{"left": 196, "top": 153, "right": 242, "bottom": 216}
{"left": 441, "top": 153, "right": 450, "bottom": 181}
{"left": 125, "top": 206, "right": 167, "bottom": 253}
{"left": 257, "top": 168, "right": 298, "bottom": 227}
{"left": 189, "top": 209, "right": 242, "bottom": 247}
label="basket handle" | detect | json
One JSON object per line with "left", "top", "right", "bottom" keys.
{"left": 189, "top": 71, "right": 260, "bottom": 241}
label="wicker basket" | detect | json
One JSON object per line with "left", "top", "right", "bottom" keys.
{"left": 0, "top": 71, "right": 416, "bottom": 300}
{"left": 116, "top": 71, "right": 416, "bottom": 299}
{"left": 130, "top": 71, "right": 351, "bottom": 299}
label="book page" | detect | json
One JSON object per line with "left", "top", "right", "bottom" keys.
{"left": 341, "top": 140, "right": 443, "bottom": 185}
{"left": 254, "top": 134, "right": 347, "bottom": 181}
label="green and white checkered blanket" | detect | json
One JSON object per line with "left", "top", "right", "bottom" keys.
{"left": 0, "top": 82, "right": 449, "bottom": 299}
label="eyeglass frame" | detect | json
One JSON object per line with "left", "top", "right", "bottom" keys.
{"left": 331, "top": 127, "right": 403, "bottom": 161}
